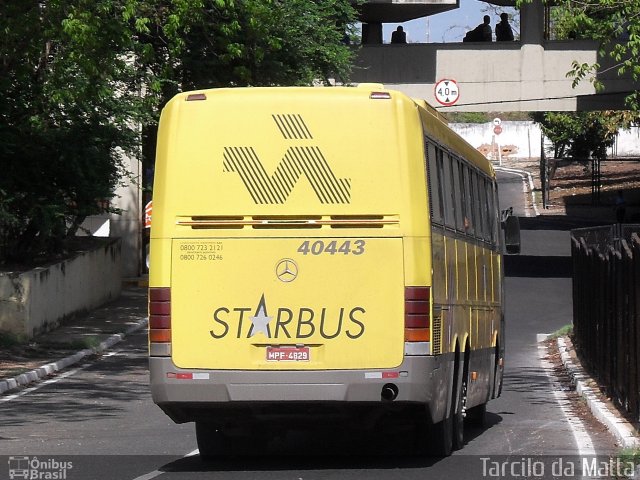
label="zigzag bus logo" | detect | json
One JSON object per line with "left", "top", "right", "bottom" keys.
{"left": 223, "top": 115, "right": 351, "bottom": 204}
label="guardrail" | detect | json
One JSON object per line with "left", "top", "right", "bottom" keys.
{"left": 571, "top": 224, "right": 640, "bottom": 421}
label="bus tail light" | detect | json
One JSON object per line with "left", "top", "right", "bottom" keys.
{"left": 149, "top": 287, "right": 171, "bottom": 356}
{"left": 405, "top": 286, "right": 431, "bottom": 343}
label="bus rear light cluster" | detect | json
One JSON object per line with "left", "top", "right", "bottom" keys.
{"left": 149, "top": 287, "right": 171, "bottom": 355}
{"left": 405, "top": 286, "right": 431, "bottom": 342}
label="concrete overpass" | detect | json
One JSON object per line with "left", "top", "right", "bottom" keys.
{"left": 353, "top": 0, "right": 638, "bottom": 111}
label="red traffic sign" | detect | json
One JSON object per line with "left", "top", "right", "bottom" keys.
{"left": 494, "top": 125, "right": 503, "bottom": 135}
{"left": 434, "top": 79, "right": 460, "bottom": 106}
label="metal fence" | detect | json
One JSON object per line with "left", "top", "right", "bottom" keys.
{"left": 571, "top": 224, "right": 640, "bottom": 421}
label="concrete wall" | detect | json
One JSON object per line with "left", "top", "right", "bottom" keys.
{"left": 612, "top": 128, "right": 640, "bottom": 157}
{"left": 353, "top": 40, "right": 636, "bottom": 111}
{"left": 451, "top": 121, "right": 542, "bottom": 160}
{"left": 0, "top": 238, "right": 122, "bottom": 339}
{"left": 450, "top": 122, "right": 640, "bottom": 160}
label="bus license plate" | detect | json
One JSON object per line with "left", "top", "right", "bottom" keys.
{"left": 266, "top": 346, "right": 310, "bottom": 362}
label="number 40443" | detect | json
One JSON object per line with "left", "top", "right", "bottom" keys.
{"left": 297, "top": 240, "right": 365, "bottom": 256}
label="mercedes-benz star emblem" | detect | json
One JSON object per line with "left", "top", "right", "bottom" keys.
{"left": 276, "top": 259, "right": 298, "bottom": 282}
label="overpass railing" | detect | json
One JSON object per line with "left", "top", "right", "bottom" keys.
{"left": 571, "top": 224, "right": 640, "bottom": 421}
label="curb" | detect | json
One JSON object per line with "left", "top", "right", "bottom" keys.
{"left": 0, "top": 318, "right": 148, "bottom": 396}
{"left": 557, "top": 336, "right": 640, "bottom": 449}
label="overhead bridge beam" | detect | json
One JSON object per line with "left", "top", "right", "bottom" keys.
{"left": 352, "top": 41, "right": 638, "bottom": 112}
{"left": 357, "top": 1, "right": 459, "bottom": 24}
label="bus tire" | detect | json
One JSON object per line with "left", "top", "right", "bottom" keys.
{"left": 452, "top": 361, "right": 467, "bottom": 450}
{"left": 451, "top": 356, "right": 469, "bottom": 450}
{"left": 195, "top": 421, "right": 230, "bottom": 460}
{"left": 427, "top": 413, "right": 453, "bottom": 457}
{"left": 493, "top": 342, "right": 503, "bottom": 398}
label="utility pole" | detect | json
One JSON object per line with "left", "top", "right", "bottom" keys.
{"left": 540, "top": 133, "right": 549, "bottom": 209}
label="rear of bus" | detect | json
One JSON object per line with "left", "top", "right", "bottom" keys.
{"left": 148, "top": 86, "right": 446, "bottom": 445}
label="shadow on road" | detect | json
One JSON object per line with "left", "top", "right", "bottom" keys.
{"left": 155, "top": 413, "right": 503, "bottom": 473}
{"left": 503, "top": 367, "right": 566, "bottom": 407}
{"left": 1, "top": 339, "right": 150, "bottom": 426}
{"left": 504, "top": 255, "right": 572, "bottom": 278}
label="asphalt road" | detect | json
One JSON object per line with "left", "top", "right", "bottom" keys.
{"left": 0, "top": 170, "right": 618, "bottom": 480}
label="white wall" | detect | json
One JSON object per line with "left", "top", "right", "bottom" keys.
{"left": 450, "top": 121, "right": 640, "bottom": 160}
{"left": 451, "top": 121, "right": 542, "bottom": 160}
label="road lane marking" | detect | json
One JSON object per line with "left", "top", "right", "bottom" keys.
{"left": 131, "top": 450, "right": 199, "bottom": 480}
{"left": 538, "top": 338, "right": 596, "bottom": 458}
{"left": 131, "top": 470, "right": 163, "bottom": 480}
{"left": 0, "top": 351, "right": 120, "bottom": 403}
{"left": 0, "top": 366, "right": 87, "bottom": 403}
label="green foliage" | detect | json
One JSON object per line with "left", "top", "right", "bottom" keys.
{"left": 0, "top": 0, "right": 358, "bottom": 264}
{"left": 446, "top": 112, "right": 491, "bottom": 123}
{"left": 531, "top": 111, "right": 638, "bottom": 160}
{"left": 446, "top": 111, "right": 533, "bottom": 123}
{"left": 139, "top": 0, "right": 357, "bottom": 95}
{"left": 0, "top": 331, "right": 27, "bottom": 348}
{"left": 0, "top": 2, "right": 143, "bottom": 263}
{"left": 549, "top": 324, "right": 573, "bottom": 340}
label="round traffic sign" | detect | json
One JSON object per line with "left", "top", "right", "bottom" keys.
{"left": 494, "top": 125, "right": 503, "bottom": 135}
{"left": 493, "top": 117, "right": 502, "bottom": 126}
{"left": 434, "top": 79, "right": 460, "bottom": 106}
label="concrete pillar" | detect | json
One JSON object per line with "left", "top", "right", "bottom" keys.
{"left": 520, "top": 45, "right": 545, "bottom": 108}
{"left": 362, "top": 22, "right": 383, "bottom": 44}
{"left": 520, "top": 0, "right": 544, "bottom": 45}
{"left": 110, "top": 154, "right": 142, "bottom": 278}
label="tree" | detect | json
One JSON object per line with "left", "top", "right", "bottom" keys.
{"left": 532, "top": 110, "right": 639, "bottom": 204}
{"left": 0, "top": 0, "right": 359, "bottom": 264}
{"left": 532, "top": 111, "right": 636, "bottom": 161}
{"left": 0, "top": 2, "right": 144, "bottom": 263}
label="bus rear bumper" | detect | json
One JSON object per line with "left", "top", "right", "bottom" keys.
{"left": 150, "top": 355, "right": 454, "bottom": 424}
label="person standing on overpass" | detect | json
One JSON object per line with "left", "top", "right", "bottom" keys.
{"left": 496, "top": 13, "right": 515, "bottom": 41}
{"left": 391, "top": 26, "right": 407, "bottom": 44}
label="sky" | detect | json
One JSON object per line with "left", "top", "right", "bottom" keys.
{"left": 380, "top": 0, "right": 518, "bottom": 44}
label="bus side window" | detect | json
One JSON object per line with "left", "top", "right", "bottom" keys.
{"left": 441, "top": 150, "right": 456, "bottom": 229}
{"left": 453, "top": 158, "right": 465, "bottom": 232}
{"left": 472, "top": 172, "right": 485, "bottom": 241}
{"left": 491, "top": 182, "right": 500, "bottom": 245}
{"left": 426, "top": 141, "right": 444, "bottom": 225}
{"left": 463, "top": 165, "right": 475, "bottom": 236}
{"left": 482, "top": 177, "right": 494, "bottom": 243}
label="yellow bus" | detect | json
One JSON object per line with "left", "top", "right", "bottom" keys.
{"left": 148, "top": 84, "right": 509, "bottom": 457}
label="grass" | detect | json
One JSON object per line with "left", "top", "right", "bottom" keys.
{"left": 0, "top": 331, "right": 28, "bottom": 348}
{"left": 42, "top": 335, "right": 102, "bottom": 351}
{"left": 611, "top": 447, "right": 640, "bottom": 478}
{"left": 67, "top": 336, "right": 101, "bottom": 350}
{"left": 548, "top": 324, "right": 574, "bottom": 339}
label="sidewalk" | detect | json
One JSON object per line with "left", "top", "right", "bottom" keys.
{"left": 0, "top": 282, "right": 148, "bottom": 395}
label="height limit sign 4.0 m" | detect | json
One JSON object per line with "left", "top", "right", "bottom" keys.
{"left": 434, "top": 79, "right": 459, "bottom": 106}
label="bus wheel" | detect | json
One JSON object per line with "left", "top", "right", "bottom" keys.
{"left": 452, "top": 373, "right": 466, "bottom": 450}
{"left": 427, "top": 412, "right": 453, "bottom": 456}
{"left": 195, "top": 421, "right": 230, "bottom": 460}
